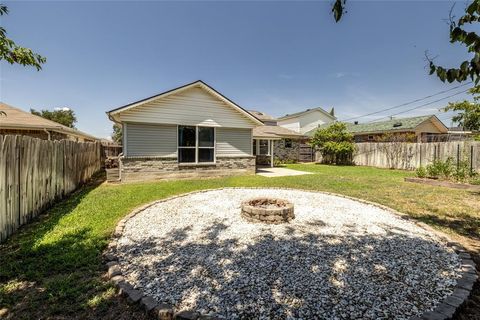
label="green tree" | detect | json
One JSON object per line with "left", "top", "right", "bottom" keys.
{"left": 310, "top": 122, "right": 356, "bottom": 165}
{"left": 444, "top": 100, "right": 480, "bottom": 131}
{"left": 30, "top": 108, "right": 77, "bottom": 128}
{"left": 112, "top": 123, "right": 123, "bottom": 144}
{"left": 0, "top": 4, "right": 46, "bottom": 70}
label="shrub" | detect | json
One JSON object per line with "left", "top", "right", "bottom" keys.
{"left": 310, "top": 122, "right": 356, "bottom": 165}
{"left": 426, "top": 158, "right": 454, "bottom": 179}
{"left": 416, "top": 166, "right": 427, "bottom": 178}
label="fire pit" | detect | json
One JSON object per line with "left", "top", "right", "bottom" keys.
{"left": 241, "top": 197, "right": 294, "bottom": 224}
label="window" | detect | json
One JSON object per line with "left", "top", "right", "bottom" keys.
{"left": 284, "top": 138, "right": 293, "bottom": 148}
{"left": 253, "top": 139, "right": 257, "bottom": 155}
{"left": 178, "top": 126, "right": 215, "bottom": 163}
{"left": 368, "top": 135, "right": 374, "bottom": 141}
{"left": 259, "top": 140, "right": 269, "bottom": 155}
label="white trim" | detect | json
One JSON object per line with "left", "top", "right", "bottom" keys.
{"left": 278, "top": 107, "right": 337, "bottom": 121}
{"left": 177, "top": 125, "right": 216, "bottom": 165}
{"left": 123, "top": 123, "right": 128, "bottom": 157}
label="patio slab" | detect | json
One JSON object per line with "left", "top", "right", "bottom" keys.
{"left": 255, "top": 166, "right": 312, "bottom": 177}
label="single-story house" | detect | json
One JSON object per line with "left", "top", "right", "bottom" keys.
{"left": 0, "top": 102, "right": 98, "bottom": 142}
{"left": 106, "top": 80, "right": 264, "bottom": 182}
{"left": 276, "top": 107, "right": 336, "bottom": 134}
{"left": 306, "top": 115, "right": 449, "bottom": 143}
{"left": 249, "top": 110, "right": 309, "bottom": 166}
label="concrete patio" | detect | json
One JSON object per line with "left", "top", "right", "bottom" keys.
{"left": 255, "top": 166, "right": 313, "bottom": 177}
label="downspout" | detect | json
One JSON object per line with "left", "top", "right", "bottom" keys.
{"left": 43, "top": 128, "right": 51, "bottom": 140}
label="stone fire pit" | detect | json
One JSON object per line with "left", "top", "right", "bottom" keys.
{"left": 240, "top": 197, "right": 294, "bottom": 224}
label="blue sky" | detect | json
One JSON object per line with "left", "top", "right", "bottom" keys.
{"left": 0, "top": 1, "right": 474, "bottom": 138}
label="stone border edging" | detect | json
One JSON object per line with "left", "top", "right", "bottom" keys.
{"left": 103, "top": 187, "right": 478, "bottom": 320}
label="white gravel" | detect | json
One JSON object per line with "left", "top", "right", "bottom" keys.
{"left": 116, "top": 188, "right": 461, "bottom": 320}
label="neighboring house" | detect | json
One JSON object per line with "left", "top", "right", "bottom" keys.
{"left": 277, "top": 107, "right": 336, "bottom": 134}
{"left": 249, "top": 110, "right": 306, "bottom": 166}
{"left": 106, "top": 80, "right": 263, "bottom": 182}
{"left": 0, "top": 102, "right": 98, "bottom": 142}
{"left": 306, "top": 115, "right": 449, "bottom": 143}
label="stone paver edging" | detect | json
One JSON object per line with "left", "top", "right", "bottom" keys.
{"left": 104, "top": 188, "right": 478, "bottom": 320}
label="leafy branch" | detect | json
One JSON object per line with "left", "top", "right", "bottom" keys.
{"left": 0, "top": 4, "right": 46, "bottom": 70}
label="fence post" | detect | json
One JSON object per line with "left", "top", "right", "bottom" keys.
{"left": 457, "top": 144, "right": 460, "bottom": 171}
{"left": 471, "top": 145, "right": 474, "bottom": 175}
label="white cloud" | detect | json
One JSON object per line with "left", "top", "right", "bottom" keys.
{"left": 54, "top": 107, "right": 71, "bottom": 111}
{"left": 332, "top": 72, "right": 360, "bottom": 79}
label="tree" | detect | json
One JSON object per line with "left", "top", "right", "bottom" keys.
{"left": 332, "top": 1, "right": 480, "bottom": 85}
{"left": 310, "top": 122, "right": 355, "bottom": 165}
{"left": 444, "top": 101, "right": 480, "bottom": 131}
{"left": 442, "top": 85, "right": 480, "bottom": 131}
{"left": 112, "top": 123, "right": 123, "bottom": 144}
{"left": 30, "top": 108, "right": 77, "bottom": 128}
{"left": 0, "top": 4, "right": 46, "bottom": 70}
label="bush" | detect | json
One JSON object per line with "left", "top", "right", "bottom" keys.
{"left": 416, "top": 166, "right": 427, "bottom": 178}
{"left": 310, "top": 122, "right": 356, "bottom": 165}
{"left": 423, "top": 157, "right": 477, "bottom": 183}
{"left": 426, "top": 158, "right": 454, "bottom": 179}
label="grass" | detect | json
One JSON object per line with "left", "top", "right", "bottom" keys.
{"left": 0, "top": 164, "right": 479, "bottom": 319}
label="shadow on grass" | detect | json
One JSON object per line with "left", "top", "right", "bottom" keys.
{"left": 0, "top": 174, "right": 147, "bottom": 319}
{"left": 415, "top": 214, "right": 480, "bottom": 242}
{"left": 116, "top": 218, "right": 459, "bottom": 319}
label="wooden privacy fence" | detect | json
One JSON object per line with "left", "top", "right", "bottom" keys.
{"left": 0, "top": 135, "right": 102, "bottom": 242}
{"left": 352, "top": 141, "right": 480, "bottom": 170}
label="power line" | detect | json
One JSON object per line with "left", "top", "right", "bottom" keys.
{"left": 339, "top": 82, "right": 472, "bottom": 122}
{"left": 367, "top": 88, "right": 469, "bottom": 123}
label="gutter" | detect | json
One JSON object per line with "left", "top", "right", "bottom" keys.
{"left": 43, "top": 128, "right": 51, "bottom": 140}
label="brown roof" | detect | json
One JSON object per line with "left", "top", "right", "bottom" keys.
{"left": 0, "top": 102, "right": 98, "bottom": 141}
{"left": 253, "top": 125, "right": 305, "bottom": 139}
{"left": 248, "top": 110, "right": 276, "bottom": 121}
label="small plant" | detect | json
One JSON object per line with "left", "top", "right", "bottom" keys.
{"left": 426, "top": 158, "right": 454, "bottom": 179}
{"left": 416, "top": 166, "right": 427, "bottom": 178}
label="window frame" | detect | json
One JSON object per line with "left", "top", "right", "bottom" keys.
{"left": 284, "top": 138, "right": 293, "bottom": 148}
{"left": 177, "top": 125, "right": 216, "bottom": 164}
{"left": 256, "top": 139, "right": 270, "bottom": 156}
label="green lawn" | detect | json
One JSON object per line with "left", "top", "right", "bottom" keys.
{"left": 0, "top": 164, "right": 479, "bottom": 319}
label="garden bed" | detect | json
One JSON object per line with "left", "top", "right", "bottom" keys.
{"left": 405, "top": 177, "right": 480, "bottom": 192}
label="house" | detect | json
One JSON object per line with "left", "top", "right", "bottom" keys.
{"left": 249, "top": 110, "right": 309, "bottom": 166}
{"left": 106, "top": 80, "right": 264, "bottom": 182}
{"left": 306, "top": 115, "right": 449, "bottom": 143}
{"left": 277, "top": 107, "right": 336, "bottom": 134}
{"left": 0, "top": 102, "right": 98, "bottom": 142}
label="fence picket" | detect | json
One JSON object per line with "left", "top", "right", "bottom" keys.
{"left": 0, "top": 135, "right": 101, "bottom": 242}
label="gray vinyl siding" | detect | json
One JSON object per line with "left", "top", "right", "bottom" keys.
{"left": 216, "top": 128, "right": 252, "bottom": 157}
{"left": 118, "top": 87, "right": 256, "bottom": 128}
{"left": 125, "top": 123, "right": 177, "bottom": 157}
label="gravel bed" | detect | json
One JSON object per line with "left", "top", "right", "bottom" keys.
{"left": 116, "top": 188, "right": 461, "bottom": 319}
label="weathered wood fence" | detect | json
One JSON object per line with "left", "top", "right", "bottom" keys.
{"left": 351, "top": 141, "right": 480, "bottom": 170}
{"left": 0, "top": 135, "right": 102, "bottom": 242}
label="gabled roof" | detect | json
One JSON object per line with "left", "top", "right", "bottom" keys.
{"left": 305, "top": 115, "right": 448, "bottom": 136}
{"left": 107, "top": 80, "right": 263, "bottom": 126}
{"left": 248, "top": 110, "right": 276, "bottom": 121}
{"left": 253, "top": 125, "right": 305, "bottom": 139}
{"left": 0, "top": 102, "right": 98, "bottom": 141}
{"left": 278, "top": 107, "right": 337, "bottom": 121}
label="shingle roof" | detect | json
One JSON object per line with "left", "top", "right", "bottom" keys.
{"left": 305, "top": 115, "right": 446, "bottom": 136}
{"left": 248, "top": 110, "right": 276, "bottom": 121}
{"left": 253, "top": 125, "right": 305, "bottom": 139}
{"left": 278, "top": 107, "right": 336, "bottom": 120}
{"left": 0, "top": 102, "right": 98, "bottom": 140}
